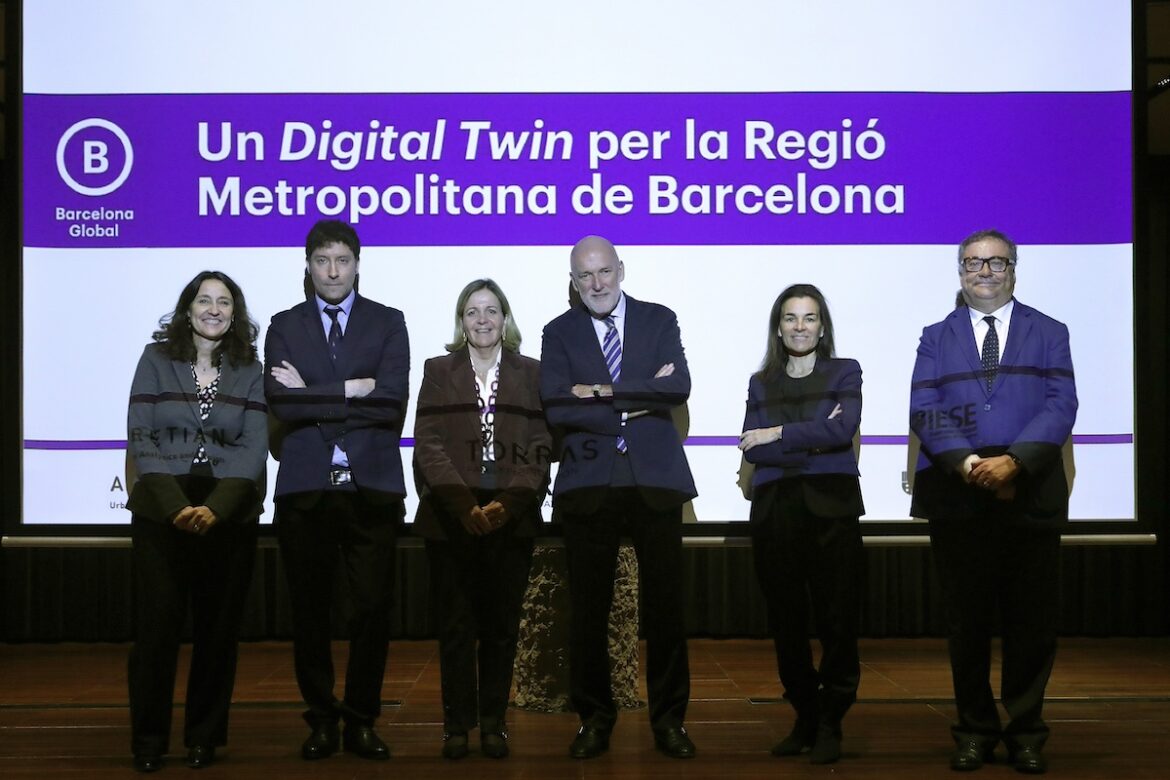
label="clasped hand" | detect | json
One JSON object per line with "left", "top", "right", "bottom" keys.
{"left": 462, "top": 501, "right": 509, "bottom": 536}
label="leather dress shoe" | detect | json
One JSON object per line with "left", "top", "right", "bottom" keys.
{"left": 441, "top": 732, "right": 469, "bottom": 760}
{"left": 343, "top": 724, "right": 390, "bottom": 760}
{"left": 654, "top": 726, "right": 696, "bottom": 759}
{"left": 132, "top": 754, "right": 163, "bottom": 773}
{"left": 1010, "top": 746, "right": 1048, "bottom": 774}
{"left": 809, "top": 725, "right": 841, "bottom": 765}
{"left": 301, "top": 723, "right": 340, "bottom": 760}
{"left": 185, "top": 745, "right": 215, "bottom": 769}
{"left": 481, "top": 731, "right": 509, "bottom": 759}
{"left": 771, "top": 720, "right": 817, "bottom": 756}
{"left": 950, "top": 740, "right": 995, "bottom": 771}
{"left": 569, "top": 725, "right": 610, "bottom": 759}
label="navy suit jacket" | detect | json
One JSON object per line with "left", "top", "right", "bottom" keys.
{"left": 741, "top": 358, "right": 864, "bottom": 518}
{"left": 540, "top": 295, "right": 696, "bottom": 510}
{"left": 909, "top": 300, "right": 1077, "bottom": 525}
{"left": 264, "top": 294, "right": 410, "bottom": 502}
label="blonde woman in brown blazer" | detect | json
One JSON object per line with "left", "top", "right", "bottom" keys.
{"left": 413, "top": 279, "right": 552, "bottom": 760}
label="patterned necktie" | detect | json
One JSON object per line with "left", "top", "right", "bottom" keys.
{"left": 603, "top": 316, "right": 627, "bottom": 453}
{"left": 325, "top": 306, "right": 343, "bottom": 361}
{"left": 981, "top": 315, "right": 999, "bottom": 391}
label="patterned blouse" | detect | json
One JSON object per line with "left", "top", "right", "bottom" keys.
{"left": 191, "top": 364, "right": 220, "bottom": 465}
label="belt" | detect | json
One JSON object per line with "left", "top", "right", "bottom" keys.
{"left": 329, "top": 467, "right": 353, "bottom": 486}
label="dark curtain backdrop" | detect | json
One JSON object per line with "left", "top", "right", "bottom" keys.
{"left": 2, "top": 541, "right": 1167, "bottom": 642}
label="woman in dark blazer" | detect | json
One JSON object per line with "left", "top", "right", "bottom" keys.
{"left": 126, "top": 271, "right": 267, "bottom": 772}
{"left": 738, "top": 283, "right": 864, "bottom": 766}
{"left": 413, "top": 278, "right": 552, "bottom": 760}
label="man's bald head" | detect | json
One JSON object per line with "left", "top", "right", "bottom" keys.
{"left": 570, "top": 235, "right": 625, "bottom": 318}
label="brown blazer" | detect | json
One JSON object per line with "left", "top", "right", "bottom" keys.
{"left": 412, "top": 347, "right": 552, "bottom": 539}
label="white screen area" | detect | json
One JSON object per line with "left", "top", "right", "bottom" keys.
{"left": 20, "top": 0, "right": 1134, "bottom": 525}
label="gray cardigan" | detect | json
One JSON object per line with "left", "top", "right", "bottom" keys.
{"left": 126, "top": 342, "right": 268, "bottom": 523}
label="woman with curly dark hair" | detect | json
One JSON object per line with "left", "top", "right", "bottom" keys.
{"left": 126, "top": 270, "right": 267, "bottom": 772}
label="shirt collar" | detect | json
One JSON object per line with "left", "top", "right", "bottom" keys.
{"left": 316, "top": 289, "right": 356, "bottom": 317}
{"left": 967, "top": 297, "right": 1014, "bottom": 326}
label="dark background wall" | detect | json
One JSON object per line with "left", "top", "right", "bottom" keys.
{"left": 2, "top": 2, "right": 1168, "bottom": 642}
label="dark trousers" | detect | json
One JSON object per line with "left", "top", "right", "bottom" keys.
{"left": 750, "top": 479, "right": 864, "bottom": 730}
{"left": 426, "top": 532, "right": 534, "bottom": 735}
{"left": 276, "top": 491, "right": 398, "bottom": 727}
{"left": 561, "top": 482, "right": 690, "bottom": 733}
{"left": 128, "top": 515, "right": 257, "bottom": 756}
{"left": 929, "top": 516, "right": 1060, "bottom": 749}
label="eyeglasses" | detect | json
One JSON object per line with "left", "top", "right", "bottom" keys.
{"left": 960, "top": 256, "right": 1014, "bottom": 273}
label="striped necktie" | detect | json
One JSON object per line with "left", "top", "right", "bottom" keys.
{"left": 603, "top": 316, "right": 627, "bottom": 453}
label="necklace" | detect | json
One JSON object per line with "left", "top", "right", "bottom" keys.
{"left": 476, "top": 364, "right": 500, "bottom": 460}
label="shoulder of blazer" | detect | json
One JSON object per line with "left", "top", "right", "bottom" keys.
{"left": 351, "top": 293, "right": 403, "bottom": 321}
{"left": 502, "top": 349, "right": 539, "bottom": 371}
{"left": 423, "top": 348, "right": 469, "bottom": 379}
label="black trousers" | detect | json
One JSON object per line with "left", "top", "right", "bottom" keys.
{"left": 750, "top": 479, "right": 864, "bottom": 729}
{"left": 128, "top": 514, "right": 257, "bottom": 756}
{"left": 426, "top": 531, "right": 534, "bottom": 735}
{"left": 929, "top": 516, "right": 1060, "bottom": 749}
{"left": 561, "top": 482, "right": 690, "bottom": 733}
{"left": 276, "top": 491, "right": 398, "bottom": 727}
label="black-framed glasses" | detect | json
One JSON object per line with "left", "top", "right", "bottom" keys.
{"left": 960, "top": 256, "right": 1014, "bottom": 273}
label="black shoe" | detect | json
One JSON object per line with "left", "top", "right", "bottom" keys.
{"left": 481, "top": 731, "right": 509, "bottom": 759}
{"left": 569, "top": 725, "right": 610, "bottom": 759}
{"left": 441, "top": 733, "right": 469, "bottom": 760}
{"left": 771, "top": 720, "right": 817, "bottom": 756}
{"left": 301, "top": 723, "right": 340, "bottom": 760}
{"left": 1010, "top": 746, "right": 1048, "bottom": 775}
{"left": 185, "top": 745, "right": 215, "bottom": 769}
{"left": 132, "top": 754, "right": 163, "bottom": 773}
{"left": 951, "top": 740, "right": 995, "bottom": 771}
{"left": 809, "top": 725, "right": 842, "bottom": 765}
{"left": 653, "top": 726, "right": 696, "bottom": 759}
{"left": 343, "top": 724, "right": 390, "bottom": 760}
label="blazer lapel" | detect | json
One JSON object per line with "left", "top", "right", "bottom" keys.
{"left": 298, "top": 300, "right": 335, "bottom": 376}
{"left": 168, "top": 358, "right": 204, "bottom": 431}
{"left": 996, "top": 301, "right": 1033, "bottom": 395}
{"left": 946, "top": 308, "right": 987, "bottom": 395}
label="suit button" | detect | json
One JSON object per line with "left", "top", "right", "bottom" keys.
{"left": 984, "top": 404, "right": 991, "bottom": 411}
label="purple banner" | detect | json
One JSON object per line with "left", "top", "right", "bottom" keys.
{"left": 23, "top": 92, "right": 1132, "bottom": 247}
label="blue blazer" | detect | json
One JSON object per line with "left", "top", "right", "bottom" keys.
{"left": 264, "top": 294, "right": 410, "bottom": 502}
{"left": 909, "top": 300, "right": 1077, "bottom": 524}
{"left": 741, "top": 358, "right": 864, "bottom": 518}
{"left": 540, "top": 295, "right": 696, "bottom": 508}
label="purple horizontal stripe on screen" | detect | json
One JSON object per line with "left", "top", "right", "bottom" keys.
{"left": 23, "top": 434, "right": 1135, "bottom": 451}
{"left": 24, "top": 91, "right": 1131, "bottom": 247}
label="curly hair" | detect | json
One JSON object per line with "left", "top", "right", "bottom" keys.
{"left": 152, "top": 270, "right": 259, "bottom": 367}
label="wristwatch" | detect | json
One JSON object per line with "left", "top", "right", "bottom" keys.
{"left": 591, "top": 383, "right": 601, "bottom": 398}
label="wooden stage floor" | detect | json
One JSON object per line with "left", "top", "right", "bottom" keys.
{"left": 2, "top": 638, "right": 1169, "bottom": 778}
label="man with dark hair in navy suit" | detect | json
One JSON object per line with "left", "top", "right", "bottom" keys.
{"left": 541, "top": 236, "right": 698, "bottom": 760}
{"left": 910, "top": 229, "right": 1077, "bottom": 775}
{"left": 265, "top": 219, "right": 410, "bottom": 762}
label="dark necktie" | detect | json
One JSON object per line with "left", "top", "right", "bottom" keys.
{"left": 325, "top": 306, "right": 343, "bottom": 361}
{"left": 603, "top": 316, "right": 627, "bottom": 453}
{"left": 981, "top": 315, "right": 998, "bottom": 391}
